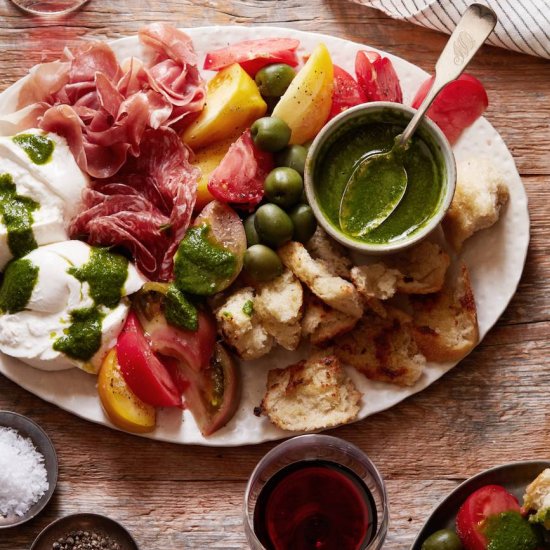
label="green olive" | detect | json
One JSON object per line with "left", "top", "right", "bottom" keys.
{"left": 274, "top": 144, "right": 308, "bottom": 176}
{"left": 255, "top": 64, "right": 296, "bottom": 97}
{"left": 264, "top": 167, "right": 303, "bottom": 208}
{"left": 250, "top": 117, "right": 291, "bottom": 152}
{"left": 421, "top": 529, "right": 463, "bottom": 550}
{"left": 254, "top": 203, "right": 294, "bottom": 247}
{"left": 243, "top": 245, "right": 283, "bottom": 282}
{"left": 289, "top": 204, "right": 317, "bottom": 243}
{"left": 244, "top": 214, "right": 260, "bottom": 247}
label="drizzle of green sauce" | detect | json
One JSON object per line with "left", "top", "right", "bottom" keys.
{"left": 315, "top": 122, "right": 444, "bottom": 245}
{"left": 164, "top": 284, "right": 198, "bottom": 331}
{"left": 485, "top": 511, "right": 541, "bottom": 550}
{"left": 68, "top": 247, "right": 129, "bottom": 309}
{"left": 54, "top": 248, "right": 129, "bottom": 361}
{"left": 242, "top": 300, "right": 254, "bottom": 317}
{"left": 0, "top": 173, "right": 39, "bottom": 258}
{"left": 174, "top": 224, "right": 236, "bottom": 295}
{"left": 0, "top": 258, "right": 39, "bottom": 313}
{"left": 209, "top": 354, "right": 225, "bottom": 409}
{"left": 53, "top": 307, "right": 104, "bottom": 361}
{"left": 13, "top": 133, "right": 54, "bottom": 165}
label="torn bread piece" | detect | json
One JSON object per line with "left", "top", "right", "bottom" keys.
{"left": 351, "top": 241, "right": 450, "bottom": 301}
{"left": 254, "top": 269, "right": 303, "bottom": 351}
{"left": 278, "top": 241, "right": 363, "bottom": 318}
{"left": 305, "top": 227, "right": 352, "bottom": 279}
{"left": 443, "top": 157, "right": 510, "bottom": 251}
{"left": 215, "top": 287, "right": 273, "bottom": 360}
{"left": 410, "top": 263, "right": 479, "bottom": 362}
{"left": 256, "top": 353, "right": 361, "bottom": 432}
{"left": 334, "top": 306, "right": 426, "bottom": 386}
{"left": 302, "top": 294, "right": 359, "bottom": 346}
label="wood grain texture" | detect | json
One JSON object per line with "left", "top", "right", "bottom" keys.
{"left": 0, "top": 1, "right": 549, "bottom": 549}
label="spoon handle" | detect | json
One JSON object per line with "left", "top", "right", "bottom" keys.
{"left": 399, "top": 3, "right": 497, "bottom": 146}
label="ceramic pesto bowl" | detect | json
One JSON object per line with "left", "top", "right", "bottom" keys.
{"left": 304, "top": 102, "right": 456, "bottom": 255}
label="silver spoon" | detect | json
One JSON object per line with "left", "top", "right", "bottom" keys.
{"left": 339, "top": 3, "right": 497, "bottom": 238}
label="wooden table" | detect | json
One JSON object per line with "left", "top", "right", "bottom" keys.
{"left": 0, "top": 1, "right": 548, "bottom": 548}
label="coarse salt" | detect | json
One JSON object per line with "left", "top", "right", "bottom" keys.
{"left": 0, "top": 426, "right": 49, "bottom": 517}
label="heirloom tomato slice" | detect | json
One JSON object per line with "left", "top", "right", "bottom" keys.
{"left": 355, "top": 50, "right": 403, "bottom": 103}
{"left": 328, "top": 64, "right": 366, "bottom": 120}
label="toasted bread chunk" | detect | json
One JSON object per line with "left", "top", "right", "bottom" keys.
{"left": 523, "top": 469, "right": 550, "bottom": 529}
{"left": 256, "top": 353, "right": 361, "bottom": 432}
{"left": 278, "top": 242, "right": 363, "bottom": 318}
{"left": 215, "top": 287, "right": 273, "bottom": 360}
{"left": 443, "top": 157, "right": 510, "bottom": 251}
{"left": 351, "top": 241, "right": 450, "bottom": 301}
{"left": 334, "top": 306, "right": 426, "bottom": 386}
{"left": 410, "top": 263, "right": 479, "bottom": 362}
{"left": 302, "top": 294, "right": 359, "bottom": 346}
{"left": 254, "top": 269, "right": 303, "bottom": 351}
{"left": 306, "top": 227, "right": 352, "bottom": 279}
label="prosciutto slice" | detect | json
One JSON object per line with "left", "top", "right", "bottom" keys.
{"left": 70, "top": 127, "right": 198, "bottom": 281}
{"left": 13, "top": 23, "right": 206, "bottom": 179}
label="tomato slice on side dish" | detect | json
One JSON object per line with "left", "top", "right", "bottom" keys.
{"left": 208, "top": 129, "right": 273, "bottom": 207}
{"left": 328, "top": 65, "right": 366, "bottom": 120}
{"left": 203, "top": 38, "right": 300, "bottom": 76}
{"left": 411, "top": 73, "right": 488, "bottom": 144}
{"left": 117, "top": 312, "right": 183, "bottom": 408}
{"left": 456, "top": 485, "right": 521, "bottom": 550}
{"left": 355, "top": 50, "right": 403, "bottom": 103}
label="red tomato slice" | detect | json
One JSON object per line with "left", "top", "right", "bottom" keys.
{"left": 411, "top": 74, "right": 488, "bottom": 144}
{"left": 456, "top": 485, "right": 520, "bottom": 550}
{"left": 355, "top": 50, "right": 403, "bottom": 103}
{"left": 203, "top": 38, "right": 300, "bottom": 76}
{"left": 208, "top": 129, "right": 273, "bottom": 208}
{"left": 117, "top": 312, "right": 182, "bottom": 408}
{"left": 328, "top": 65, "right": 366, "bottom": 120}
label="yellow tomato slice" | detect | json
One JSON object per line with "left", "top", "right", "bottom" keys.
{"left": 272, "top": 43, "right": 334, "bottom": 144}
{"left": 98, "top": 349, "right": 156, "bottom": 434}
{"left": 182, "top": 64, "right": 267, "bottom": 150}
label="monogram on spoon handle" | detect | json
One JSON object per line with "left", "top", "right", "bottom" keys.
{"left": 398, "top": 3, "right": 497, "bottom": 147}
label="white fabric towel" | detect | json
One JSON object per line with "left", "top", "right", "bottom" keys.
{"left": 353, "top": 0, "right": 550, "bottom": 59}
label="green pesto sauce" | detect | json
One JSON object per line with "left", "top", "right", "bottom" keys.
{"left": 0, "top": 258, "right": 39, "bottom": 313}
{"left": 242, "top": 300, "right": 254, "bottom": 317}
{"left": 68, "top": 247, "right": 128, "bottom": 309}
{"left": 0, "top": 173, "right": 39, "bottom": 258}
{"left": 53, "top": 307, "right": 104, "bottom": 361}
{"left": 485, "top": 511, "right": 541, "bottom": 550}
{"left": 315, "top": 122, "right": 444, "bottom": 245}
{"left": 174, "top": 224, "right": 236, "bottom": 296}
{"left": 164, "top": 284, "right": 198, "bottom": 331}
{"left": 13, "top": 133, "right": 54, "bottom": 165}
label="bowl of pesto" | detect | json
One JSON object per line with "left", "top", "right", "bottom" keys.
{"left": 304, "top": 102, "right": 456, "bottom": 254}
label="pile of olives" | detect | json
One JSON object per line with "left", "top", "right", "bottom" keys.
{"left": 244, "top": 115, "right": 316, "bottom": 283}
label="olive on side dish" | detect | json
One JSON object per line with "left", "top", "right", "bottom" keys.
{"left": 244, "top": 214, "right": 260, "bottom": 247}
{"left": 255, "top": 63, "right": 296, "bottom": 97}
{"left": 250, "top": 117, "right": 291, "bottom": 152}
{"left": 254, "top": 203, "right": 294, "bottom": 247}
{"left": 275, "top": 144, "right": 308, "bottom": 175}
{"left": 243, "top": 244, "right": 283, "bottom": 282}
{"left": 421, "top": 529, "right": 463, "bottom": 550}
{"left": 289, "top": 204, "right": 317, "bottom": 243}
{"left": 264, "top": 167, "right": 303, "bottom": 208}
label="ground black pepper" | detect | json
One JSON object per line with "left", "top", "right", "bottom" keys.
{"left": 51, "top": 530, "right": 122, "bottom": 550}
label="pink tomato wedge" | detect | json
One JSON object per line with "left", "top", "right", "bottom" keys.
{"left": 117, "top": 312, "right": 182, "bottom": 408}
{"left": 203, "top": 38, "right": 300, "bottom": 76}
{"left": 355, "top": 50, "right": 403, "bottom": 103}
{"left": 328, "top": 65, "right": 366, "bottom": 120}
{"left": 411, "top": 73, "right": 488, "bottom": 144}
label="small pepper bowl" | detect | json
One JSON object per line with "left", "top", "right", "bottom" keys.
{"left": 304, "top": 102, "right": 457, "bottom": 255}
{"left": 0, "top": 411, "right": 58, "bottom": 529}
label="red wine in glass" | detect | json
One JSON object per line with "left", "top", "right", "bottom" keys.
{"left": 253, "top": 459, "right": 377, "bottom": 550}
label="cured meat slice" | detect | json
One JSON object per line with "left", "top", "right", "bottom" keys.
{"left": 70, "top": 128, "right": 198, "bottom": 280}
{"left": 208, "top": 130, "right": 273, "bottom": 208}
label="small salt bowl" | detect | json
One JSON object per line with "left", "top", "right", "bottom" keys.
{"left": 0, "top": 410, "right": 58, "bottom": 528}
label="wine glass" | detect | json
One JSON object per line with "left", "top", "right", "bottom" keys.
{"left": 8, "top": 0, "right": 90, "bottom": 15}
{"left": 244, "top": 434, "right": 388, "bottom": 550}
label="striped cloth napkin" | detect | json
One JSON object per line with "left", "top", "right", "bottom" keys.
{"left": 354, "top": 0, "right": 550, "bottom": 59}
